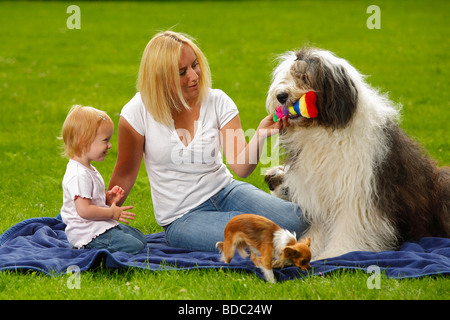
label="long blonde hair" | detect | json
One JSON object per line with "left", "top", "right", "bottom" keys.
{"left": 137, "top": 31, "right": 211, "bottom": 126}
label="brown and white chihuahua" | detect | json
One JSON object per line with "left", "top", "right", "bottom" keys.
{"left": 216, "top": 214, "right": 311, "bottom": 283}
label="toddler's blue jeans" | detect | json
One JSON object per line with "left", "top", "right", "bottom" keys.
{"left": 83, "top": 224, "right": 147, "bottom": 255}
{"left": 163, "top": 180, "right": 309, "bottom": 252}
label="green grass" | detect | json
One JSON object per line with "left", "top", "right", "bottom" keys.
{"left": 0, "top": 0, "right": 448, "bottom": 300}
{"left": 0, "top": 268, "right": 448, "bottom": 300}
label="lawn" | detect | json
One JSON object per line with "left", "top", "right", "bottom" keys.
{"left": 0, "top": 0, "right": 448, "bottom": 301}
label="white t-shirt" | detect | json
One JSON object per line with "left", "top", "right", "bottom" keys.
{"left": 60, "top": 159, "right": 118, "bottom": 248}
{"left": 121, "top": 89, "right": 239, "bottom": 226}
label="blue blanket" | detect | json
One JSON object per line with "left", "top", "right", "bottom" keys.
{"left": 1, "top": 216, "right": 449, "bottom": 282}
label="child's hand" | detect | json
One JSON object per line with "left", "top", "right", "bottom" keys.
{"left": 106, "top": 185, "right": 124, "bottom": 206}
{"left": 110, "top": 203, "right": 136, "bottom": 224}
{"left": 108, "top": 185, "right": 136, "bottom": 224}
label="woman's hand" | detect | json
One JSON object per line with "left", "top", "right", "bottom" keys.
{"left": 256, "top": 113, "right": 289, "bottom": 140}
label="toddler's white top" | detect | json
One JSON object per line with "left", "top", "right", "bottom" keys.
{"left": 121, "top": 89, "right": 238, "bottom": 226}
{"left": 60, "top": 160, "right": 118, "bottom": 248}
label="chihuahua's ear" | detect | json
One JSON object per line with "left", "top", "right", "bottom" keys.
{"left": 283, "top": 246, "right": 300, "bottom": 259}
{"left": 300, "top": 237, "right": 311, "bottom": 247}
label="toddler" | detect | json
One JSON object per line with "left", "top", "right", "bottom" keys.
{"left": 60, "top": 105, "right": 146, "bottom": 254}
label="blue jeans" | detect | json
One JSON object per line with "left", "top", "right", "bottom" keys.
{"left": 83, "top": 224, "right": 147, "bottom": 255}
{"left": 164, "top": 180, "right": 309, "bottom": 252}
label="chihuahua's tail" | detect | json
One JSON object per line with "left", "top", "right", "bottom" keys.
{"left": 216, "top": 241, "right": 224, "bottom": 252}
{"left": 215, "top": 241, "right": 226, "bottom": 262}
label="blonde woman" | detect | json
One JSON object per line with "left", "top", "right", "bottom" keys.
{"left": 108, "top": 31, "right": 308, "bottom": 251}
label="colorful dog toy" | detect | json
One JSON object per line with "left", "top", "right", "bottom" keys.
{"left": 273, "top": 91, "right": 318, "bottom": 122}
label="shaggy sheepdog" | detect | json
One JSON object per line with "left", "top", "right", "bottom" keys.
{"left": 265, "top": 47, "right": 449, "bottom": 260}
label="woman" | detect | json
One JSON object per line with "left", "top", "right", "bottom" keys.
{"left": 108, "top": 31, "right": 308, "bottom": 251}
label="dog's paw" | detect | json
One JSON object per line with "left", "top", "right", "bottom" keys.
{"left": 264, "top": 166, "right": 290, "bottom": 200}
{"left": 264, "top": 166, "right": 285, "bottom": 189}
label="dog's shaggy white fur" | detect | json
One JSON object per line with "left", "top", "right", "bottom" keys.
{"left": 265, "top": 47, "right": 449, "bottom": 261}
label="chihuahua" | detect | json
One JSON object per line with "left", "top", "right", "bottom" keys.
{"left": 216, "top": 214, "right": 311, "bottom": 283}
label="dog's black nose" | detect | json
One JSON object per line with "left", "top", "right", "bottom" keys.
{"left": 276, "top": 92, "right": 289, "bottom": 104}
